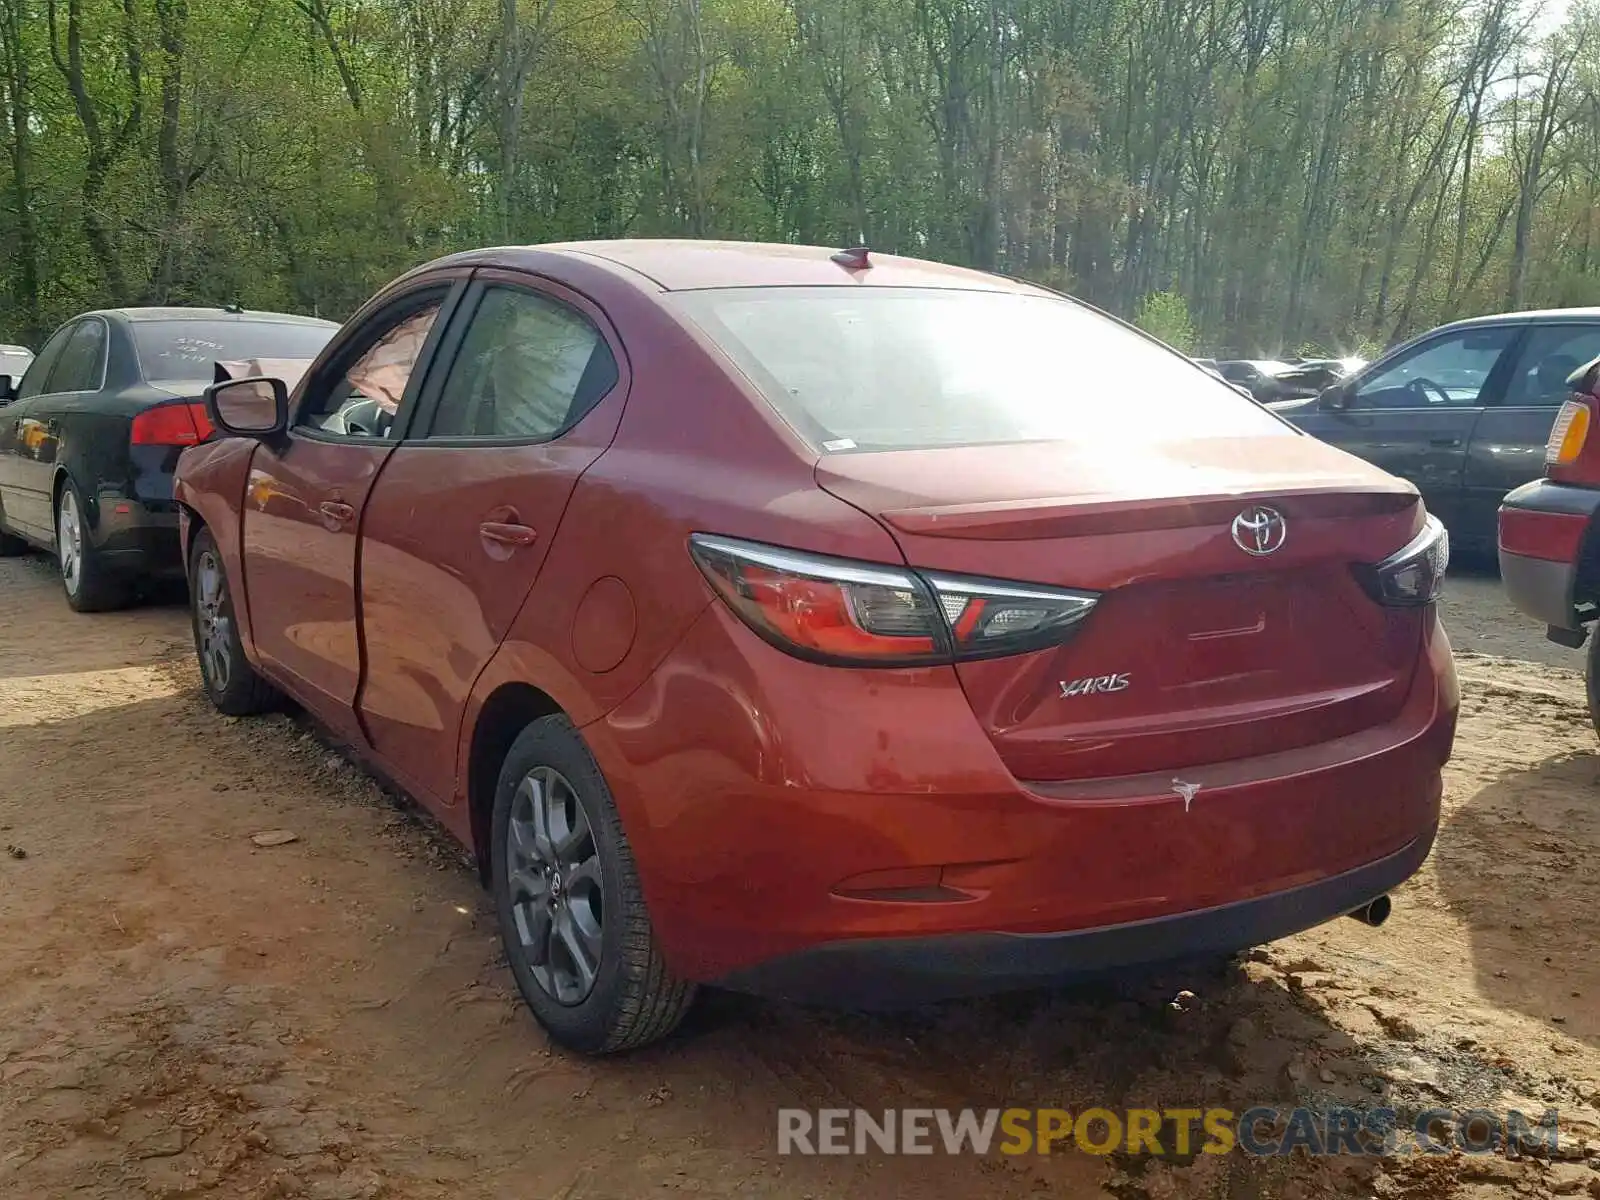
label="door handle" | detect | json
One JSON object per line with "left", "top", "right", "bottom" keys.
{"left": 318, "top": 500, "right": 356, "bottom": 526}
{"left": 479, "top": 521, "right": 538, "bottom": 548}
{"left": 1428, "top": 437, "right": 1462, "bottom": 447}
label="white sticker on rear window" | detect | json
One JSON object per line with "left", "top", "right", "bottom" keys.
{"left": 822, "top": 438, "right": 857, "bottom": 452}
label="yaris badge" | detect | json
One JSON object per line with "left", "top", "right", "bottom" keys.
{"left": 1231, "top": 505, "right": 1287, "bottom": 555}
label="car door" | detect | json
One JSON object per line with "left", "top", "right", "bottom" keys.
{"left": 354, "top": 273, "right": 630, "bottom": 808}
{"left": 0, "top": 323, "right": 71, "bottom": 539}
{"left": 1460, "top": 321, "right": 1600, "bottom": 547}
{"left": 1290, "top": 323, "right": 1522, "bottom": 531}
{"left": 3, "top": 319, "right": 108, "bottom": 541}
{"left": 239, "top": 283, "right": 459, "bottom": 740}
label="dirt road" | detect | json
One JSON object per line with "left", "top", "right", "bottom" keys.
{"left": 3, "top": 552, "right": 1599, "bottom": 1200}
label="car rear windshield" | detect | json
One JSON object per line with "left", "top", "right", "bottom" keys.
{"left": 670, "top": 287, "right": 1291, "bottom": 452}
{"left": 132, "top": 320, "right": 336, "bottom": 379}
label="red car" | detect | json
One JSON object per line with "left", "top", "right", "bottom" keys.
{"left": 174, "top": 241, "right": 1458, "bottom": 1054}
{"left": 1498, "top": 355, "right": 1600, "bottom": 728}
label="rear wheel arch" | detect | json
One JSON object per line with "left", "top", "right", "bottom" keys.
{"left": 468, "top": 682, "right": 566, "bottom": 883}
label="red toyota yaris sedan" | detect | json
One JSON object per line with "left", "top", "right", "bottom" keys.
{"left": 174, "top": 241, "right": 1458, "bottom": 1053}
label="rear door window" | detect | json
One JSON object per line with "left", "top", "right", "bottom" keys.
{"left": 426, "top": 286, "right": 617, "bottom": 441}
{"left": 1500, "top": 324, "right": 1600, "bottom": 407}
{"left": 671, "top": 287, "right": 1286, "bottom": 453}
{"left": 44, "top": 319, "right": 107, "bottom": 394}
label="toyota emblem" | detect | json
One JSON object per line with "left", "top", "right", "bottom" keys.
{"left": 1231, "top": 505, "right": 1287, "bottom": 556}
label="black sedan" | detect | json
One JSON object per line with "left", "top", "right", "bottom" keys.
{"left": 1271, "top": 308, "right": 1600, "bottom": 553}
{"left": 0, "top": 307, "right": 337, "bottom": 610}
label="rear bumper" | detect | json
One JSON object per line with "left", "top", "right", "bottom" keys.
{"left": 593, "top": 602, "right": 1458, "bottom": 993}
{"left": 93, "top": 500, "right": 183, "bottom": 579}
{"left": 714, "top": 826, "right": 1435, "bottom": 1006}
{"left": 1498, "top": 479, "right": 1600, "bottom": 631}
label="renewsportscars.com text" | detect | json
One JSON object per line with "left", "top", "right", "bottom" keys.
{"left": 777, "top": 1106, "right": 1562, "bottom": 1158}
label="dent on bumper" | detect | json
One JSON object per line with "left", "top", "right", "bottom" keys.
{"left": 713, "top": 824, "right": 1437, "bottom": 1007}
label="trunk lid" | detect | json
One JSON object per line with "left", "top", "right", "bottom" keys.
{"left": 817, "top": 436, "right": 1427, "bottom": 781}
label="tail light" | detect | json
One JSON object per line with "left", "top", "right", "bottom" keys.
{"left": 1355, "top": 515, "right": 1449, "bottom": 606}
{"left": 688, "top": 534, "right": 1098, "bottom": 666}
{"left": 131, "top": 401, "right": 214, "bottom": 446}
{"left": 1545, "top": 357, "right": 1600, "bottom": 486}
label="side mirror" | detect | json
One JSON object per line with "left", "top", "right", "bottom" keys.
{"left": 205, "top": 376, "right": 289, "bottom": 439}
{"left": 0, "top": 374, "right": 14, "bottom": 405}
{"left": 1319, "top": 382, "right": 1351, "bottom": 410}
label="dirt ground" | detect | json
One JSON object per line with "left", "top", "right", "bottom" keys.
{"left": 3, "top": 552, "right": 1600, "bottom": 1200}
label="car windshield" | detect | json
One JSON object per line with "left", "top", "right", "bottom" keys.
{"left": 132, "top": 320, "right": 336, "bottom": 381}
{"left": 671, "top": 287, "right": 1289, "bottom": 452}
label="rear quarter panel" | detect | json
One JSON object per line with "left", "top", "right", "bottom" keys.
{"left": 174, "top": 437, "right": 260, "bottom": 653}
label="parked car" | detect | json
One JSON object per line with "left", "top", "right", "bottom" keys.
{"left": 1269, "top": 357, "right": 1365, "bottom": 401}
{"left": 1497, "top": 355, "right": 1600, "bottom": 731}
{"left": 1272, "top": 309, "right": 1600, "bottom": 555}
{"left": 0, "top": 307, "right": 338, "bottom": 610}
{"left": 1215, "top": 359, "right": 1295, "bottom": 401}
{"left": 1191, "top": 358, "right": 1258, "bottom": 400}
{"left": 175, "top": 240, "right": 1457, "bottom": 1054}
{"left": 0, "top": 344, "right": 33, "bottom": 381}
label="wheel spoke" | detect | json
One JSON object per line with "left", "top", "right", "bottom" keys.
{"left": 524, "top": 771, "right": 558, "bottom": 863}
{"left": 553, "top": 905, "right": 598, "bottom": 993}
{"left": 507, "top": 862, "right": 548, "bottom": 904}
{"left": 548, "top": 779, "right": 592, "bottom": 863}
{"left": 515, "top": 902, "right": 553, "bottom": 962}
{"left": 507, "top": 806, "right": 541, "bottom": 866}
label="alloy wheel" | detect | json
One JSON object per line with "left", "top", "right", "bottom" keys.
{"left": 57, "top": 490, "right": 82, "bottom": 595}
{"left": 505, "top": 766, "right": 605, "bottom": 1005}
{"left": 194, "top": 550, "right": 233, "bottom": 693}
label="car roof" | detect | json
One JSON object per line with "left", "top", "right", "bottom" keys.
{"left": 1439, "top": 307, "right": 1600, "bottom": 329}
{"left": 88, "top": 306, "right": 339, "bottom": 327}
{"left": 435, "top": 240, "right": 1053, "bottom": 295}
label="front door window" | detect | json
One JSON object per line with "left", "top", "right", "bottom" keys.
{"left": 1351, "top": 328, "right": 1516, "bottom": 409}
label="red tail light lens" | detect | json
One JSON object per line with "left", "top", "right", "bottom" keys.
{"left": 688, "top": 534, "right": 1099, "bottom": 666}
{"left": 131, "top": 401, "right": 212, "bottom": 446}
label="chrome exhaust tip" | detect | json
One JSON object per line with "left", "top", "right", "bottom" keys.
{"left": 1346, "top": 895, "right": 1391, "bottom": 927}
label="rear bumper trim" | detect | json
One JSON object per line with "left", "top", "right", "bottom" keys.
{"left": 712, "top": 824, "right": 1437, "bottom": 1007}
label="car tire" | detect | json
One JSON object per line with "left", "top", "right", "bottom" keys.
{"left": 189, "top": 527, "right": 279, "bottom": 716}
{"left": 491, "top": 715, "right": 696, "bottom": 1054}
{"left": 56, "top": 479, "right": 130, "bottom": 612}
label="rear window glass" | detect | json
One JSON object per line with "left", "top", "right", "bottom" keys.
{"left": 671, "top": 287, "right": 1290, "bottom": 452}
{"left": 132, "top": 320, "right": 336, "bottom": 379}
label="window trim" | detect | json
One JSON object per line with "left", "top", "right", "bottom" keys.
{"left": 40, "top": 316, "right": 110, "bottom": 396}
{"left": 407, "top": 271, "right": 629, "bottom": 448}
{"left": 1347, "top": 321, "right": 1527, "bottom": 413}
{"left": 287, "top": 278, "right": 465, "bottom": 448}
{"left": 1489, "top": 320, "right": 1600, "bottom": 409}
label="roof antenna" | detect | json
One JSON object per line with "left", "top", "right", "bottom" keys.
{"left": 830, "top": 245, "right": 871, "bottom": 270}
